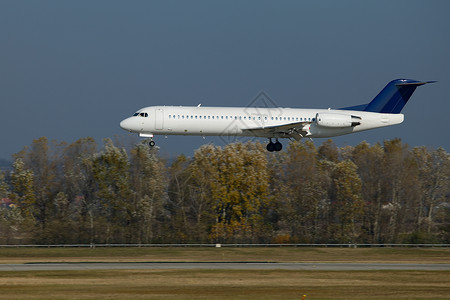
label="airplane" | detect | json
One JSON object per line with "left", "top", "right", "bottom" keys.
{"left": 119, "top": 79, "right": 434, "bottom": 152}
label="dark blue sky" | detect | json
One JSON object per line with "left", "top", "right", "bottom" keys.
{"left": 1, "top": 0, "right": 449, "bottom": 160}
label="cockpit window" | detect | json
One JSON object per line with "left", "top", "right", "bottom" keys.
{"left": 133, "top": 113, "right": 139, "bottom": 116}
{"left": 135, "top": 112, "right": 149, "bottom": 117}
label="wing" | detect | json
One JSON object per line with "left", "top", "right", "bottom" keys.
{"left": 242, "top": 121, "right": 312, "bottom": 141}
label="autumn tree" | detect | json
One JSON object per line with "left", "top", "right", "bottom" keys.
{"left": 7, "top": 158, "right": 37, "bottom": 243}
{"left": 351, "top": 141, "right": 385, "bottom": 243}
{"left": 318, "top": 139, "right": 339, "bottom": 163}
{"left": 59, "top": 137, "right": 98, "bottom": 243}
{"left": 12, "top": 137, "right": 69, "bottom": 242}
{"left": 277, "top": 141, "right": 328, "bottom": 243}
{"left": 0, "top": 171, "right": 13, "bottom": 243}
{"left": 331, "top": 160, "right": 364, "bottom": 242}
{"left": 381, "top": 139, "right": 421, "bottom": 243}
{"left": 412, "top": 146, "right": 450, "bottom": 242}
{"left": 2, "top": 136, "right": 448, "bottom": 245}
{"left": 208, "top": 142, "right": 271, "bottom": 243}
{"left": 92, "top": 138, "right": 132, "bottom": 243}
{"left": 166, "top": 146, "right": 218, "bottom": 242}
{"left": 129, "top": 142, "right": 167, "bottom": 243}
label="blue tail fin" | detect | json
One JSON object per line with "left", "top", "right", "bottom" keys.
{"left": 342, "top": 79, "right": 435, "bottom": 113}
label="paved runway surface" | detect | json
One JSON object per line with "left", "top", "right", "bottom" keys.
{"left": 1, "top": 262, "right": 449, "bottom": 271}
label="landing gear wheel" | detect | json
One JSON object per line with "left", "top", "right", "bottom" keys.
{"left": 266, "top": 138, "right": 282, "bottom": 152}
{"left": 149, "top": 140, "right": 156, "bottom": 147}
{"left": 274, "top": 141, "right": 282, "bottom": 152}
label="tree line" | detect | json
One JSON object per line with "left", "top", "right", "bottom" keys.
{"left": 0, "top": 137, "right": 448, "bottom": 244}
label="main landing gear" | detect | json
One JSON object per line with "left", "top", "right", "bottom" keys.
{"left": 266, "top": 138, "right": 282, "bottom": 152}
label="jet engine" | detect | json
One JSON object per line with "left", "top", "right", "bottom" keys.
{"left": 316, "top": 113, "right": 361, "bottom": 128}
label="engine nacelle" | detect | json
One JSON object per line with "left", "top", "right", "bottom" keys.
{"left": 316, "top": 113, "right": 361, "bottom": 128}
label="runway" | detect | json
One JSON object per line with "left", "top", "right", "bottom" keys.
{"left": 1, "top": 262, "right": 449, "bottom": 271}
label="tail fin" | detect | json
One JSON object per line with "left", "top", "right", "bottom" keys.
{"left": 342, "top": 79, "right": 435, "bottom": 113}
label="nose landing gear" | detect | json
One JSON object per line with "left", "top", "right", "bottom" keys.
{"left": 149, "top": 139, "right": 156, "bottom": 147}
{"left": 266, "top": 138, "right": 282, "bottom": 152}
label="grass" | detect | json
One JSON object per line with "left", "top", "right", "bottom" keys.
{"left": 1, "top": 247, "right": 449, "bottom": 264}
{"left": 0, "top": 269, "right": 449, "bottom": 299}
{"left": 0, "top": 247, "right": 449, "bottom": 299}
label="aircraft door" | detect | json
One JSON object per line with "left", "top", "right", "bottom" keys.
{"left": 155, "top": 108, "right": 164, "bottom": 130}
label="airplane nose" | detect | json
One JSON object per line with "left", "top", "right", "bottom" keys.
{"left": 120, "top": 118, "right": 133, "bottom": 131}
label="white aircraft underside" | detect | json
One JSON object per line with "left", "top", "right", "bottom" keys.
{"left": 119, "top": 79, "right": 433, "bottom": 152}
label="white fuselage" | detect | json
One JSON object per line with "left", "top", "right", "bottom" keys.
{"left": 119, "top": 106, "right": 404, "bottom": 139}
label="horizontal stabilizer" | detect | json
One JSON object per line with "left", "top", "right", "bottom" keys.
{"left": 395, "top": 80, "right": 437, "bottom": 86}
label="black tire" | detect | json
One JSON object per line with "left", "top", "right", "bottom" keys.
{"left": 149, "top": 140, "right": 156, "bottom": 147}
{"left": 266, "top": 143, "right": 275, "bottom": 152}
{"left": 274, "top": 141, "right": 282, "bottom": 152}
